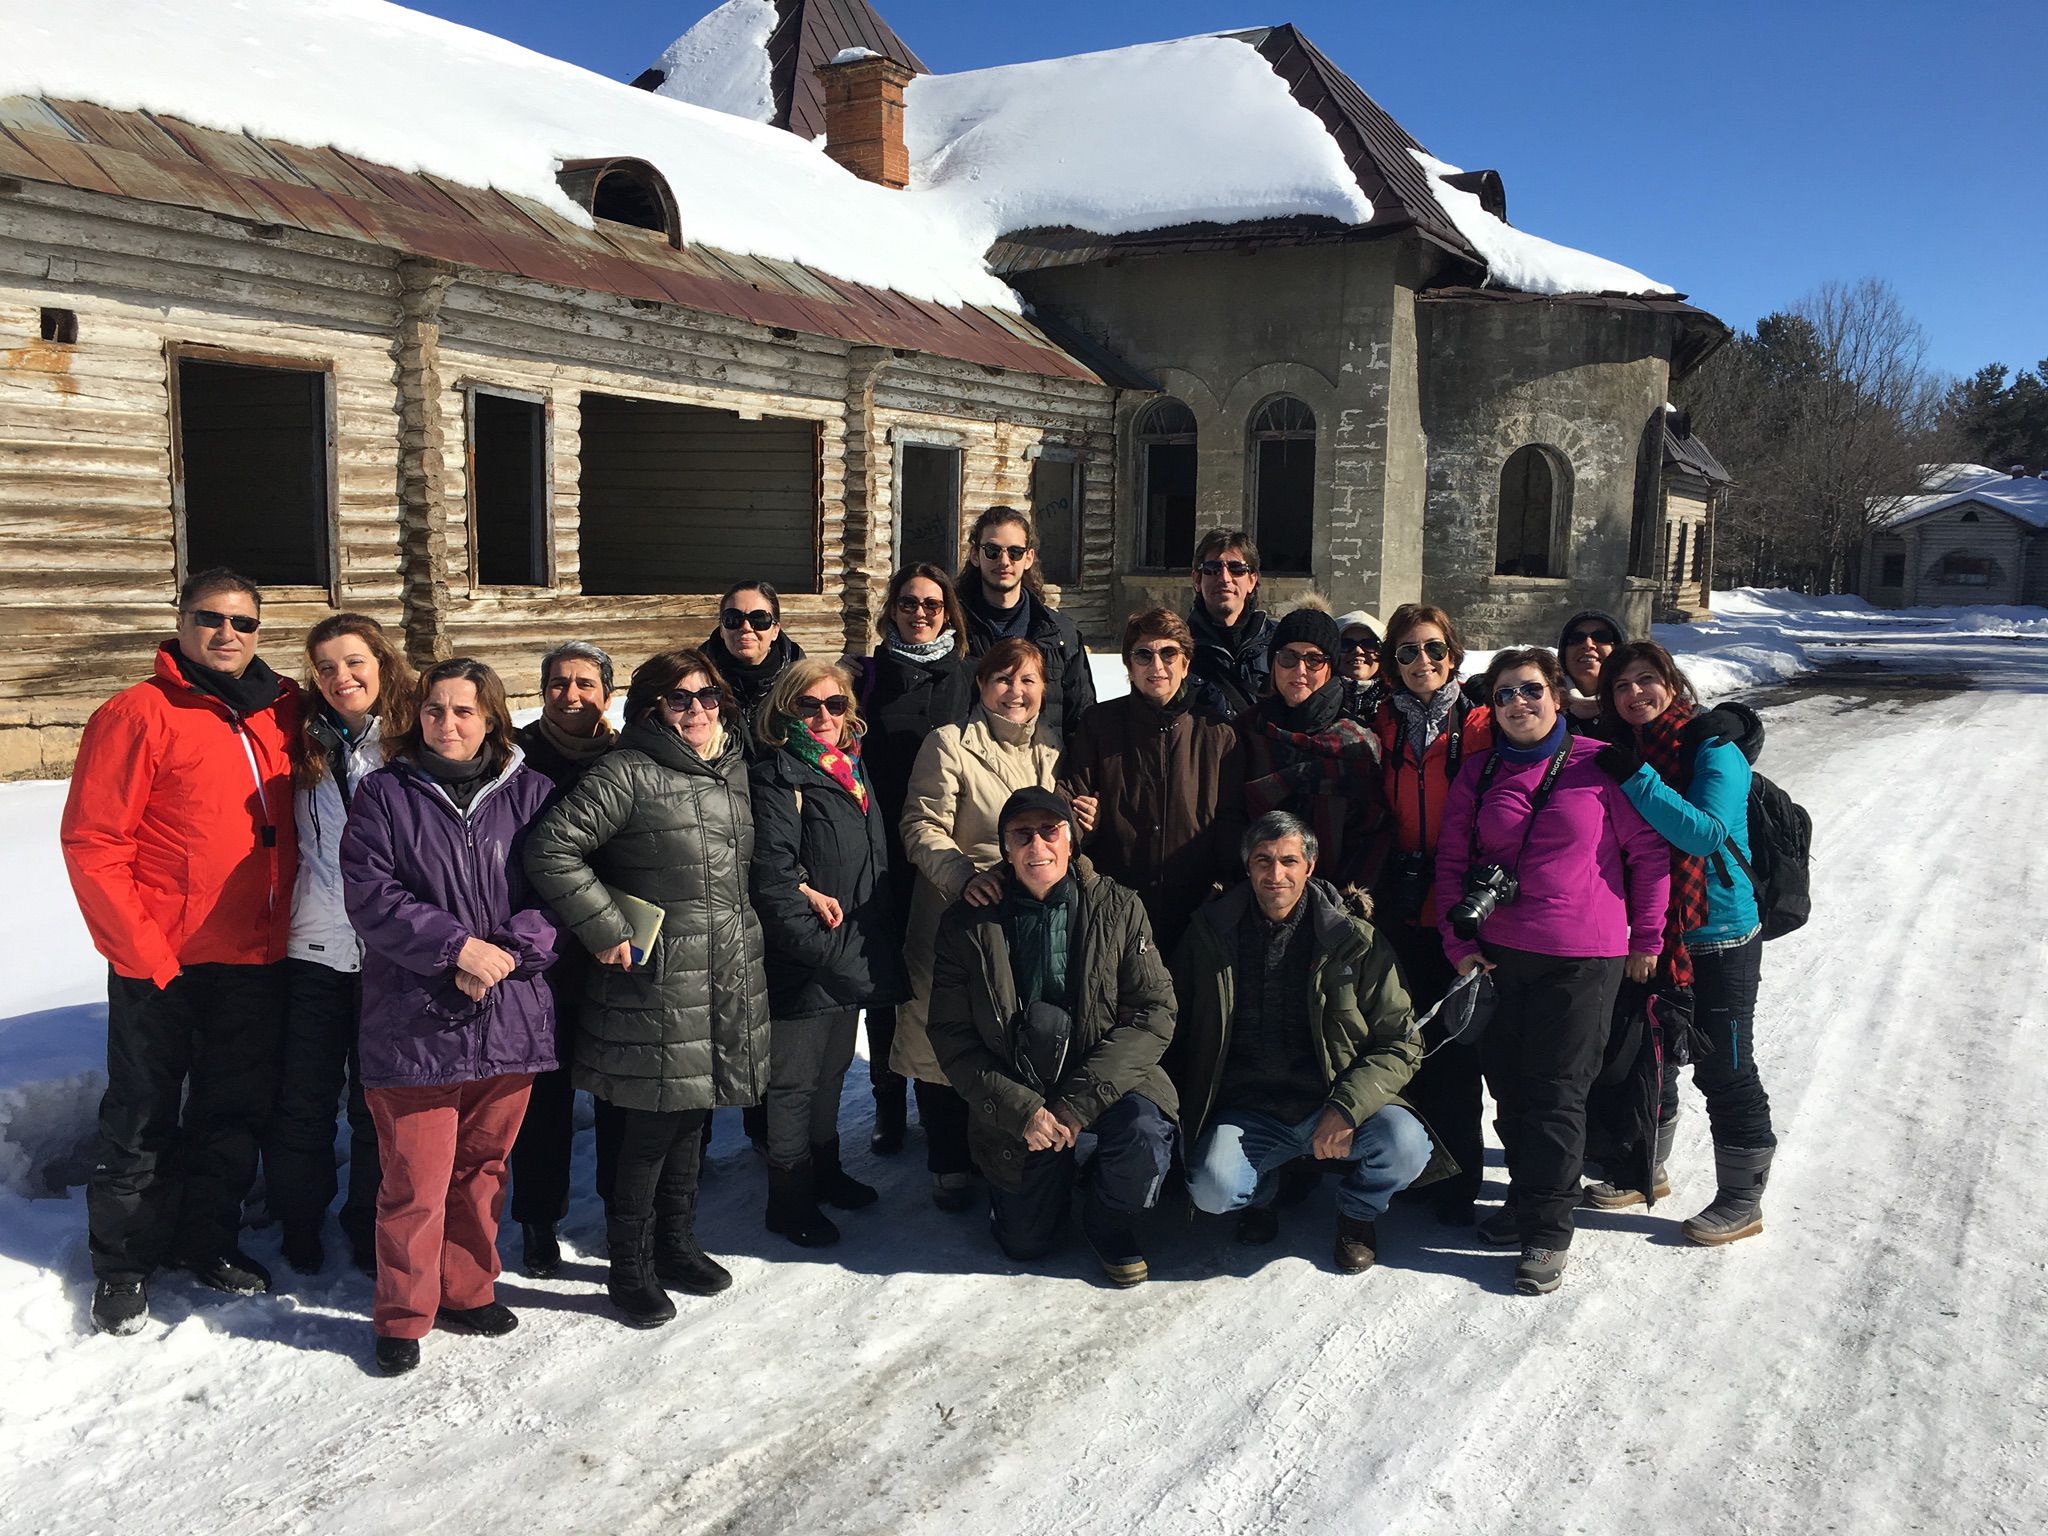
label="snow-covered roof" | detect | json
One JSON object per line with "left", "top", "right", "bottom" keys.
{"left": 1876, "top": 469, "right": 2048, "bottom": 532}
{"left": 646, "top": 0, "right": 779, "bottom": 124}
{"left": 1410, "top": 151, "right": 1672, "bottom": 297}
{"left": 0, "top": 0, "right": 1016, "bottom": 312}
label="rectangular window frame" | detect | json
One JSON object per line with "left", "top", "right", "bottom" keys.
{"left": 462, "top": 382, "right": 556, "bottom": 592}
{"left": 1030, "top": 446, "right": 1084, "bottom": 588}
{"left": 166, "top": 342, "right": 340, "bottom": 606}
{"left": 892, "top": 431, "right": 966, "bottom": 572}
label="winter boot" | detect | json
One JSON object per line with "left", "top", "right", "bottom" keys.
{"left": 184, "top": 1249, "right": 273, "bottom": 1296}
{"left": 930, "top": 1172, "right": 974, "bottom": 1213}
{"left": 1584, "top": 1117, "right": 1678, "bottom": 1209}
{"left": 652, "top": 1188, "right": 732, "bottom": 1297}
{"left": 1514, "top": 1246, "right": 1568, "bottom": 1295}
{"left": 1333, "top": 1216, "right": 1379, "bottom": 1275}
{"left": 91, "top": 1279, "right": 149, "bottom": 1336}
{"left": 766, "top": 1158, "right": 840, "bottom": 1247}
{"left": 870, "top": 1087, "right": 908, "bottom": 1157}
{"left": 435, "top": 1301, "right": 518, "bottom": 1336}
{"left": 605, "top": 1216, "right": 677, "bottom": 1328}
{"left": 374, "top": 1336, "right": 420, "bottom": 1375}
{"left": 1476, "top": 1199, "right": 1521, "bottom": 1247}
{"left": 1080, "top": 1194, "right": 1148, "bottom": 1287}
{"left": 1682, "top": 1144, "right": 1773, "bottom": 1246}
{"left": 742, "top": 1104, "right": 769, "bottom": 1158}
{"left": 811, "top": 1135, "right": 879, "bottom": 1211}
{"left": 281, "top": 1224, "right": 325, "bottom": 1276}
{"left": 1235, "top": 1205, "right": 1281, "bottom": 1246}
{"left": 520, "top": 1221, "right": 561, "bottom": 1279}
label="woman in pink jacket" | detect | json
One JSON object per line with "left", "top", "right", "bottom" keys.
{"left": 1434, "top": 647, "right": 1668, "bottom": 1296}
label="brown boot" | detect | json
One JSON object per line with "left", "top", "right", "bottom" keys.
{"left": 1333, "top": 1215, "right": 1379, "bottom": 1274}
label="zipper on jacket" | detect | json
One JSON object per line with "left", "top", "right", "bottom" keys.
{"left": 227, "top": 714, "right": 280, "bottom": 918}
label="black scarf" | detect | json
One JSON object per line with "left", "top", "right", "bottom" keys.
{"left": 416, "top": 743, "right": 497, "bottom": 810}
{"left": 967, "top": 583, "right": 1033, "bottom": 643}
{"left": 168, "top": 642, "right": 282, "bottom": 718}
{"left": 1262, "top": 676, "right": 1347, "bottom": 735}
{"left": 1191, "top": 599, "right": 1266, "bottom": 657}
{"left": 706, "top": 630, "right": 794, "bottom": 705}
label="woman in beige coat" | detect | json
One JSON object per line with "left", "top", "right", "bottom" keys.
{"left": 895, "top": 636, "right": 1061, "bottom": 1211}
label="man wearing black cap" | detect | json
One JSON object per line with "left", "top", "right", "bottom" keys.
{"left": 1557, "top": 609, "right": 1629, "bottom": 741}
{"left": 926, "top": 787, "right": 1178, "bottom": 1285}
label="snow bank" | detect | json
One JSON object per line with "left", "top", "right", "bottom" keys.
{"left": 647, "top": 0, "right": 779, "bottom": 124}
{"left": 0, "top": 0, "right": 1018, "bottom": 312}
{"left": 1410, "top": 149, "right": 1673, "bottom": 297}
{"left": 904, "top": 37, "right": 1373, "bottom": 245}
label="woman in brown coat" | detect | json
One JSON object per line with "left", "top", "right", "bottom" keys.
{"left": 1060, "top": 608, "right": 1245, "bottom": 955}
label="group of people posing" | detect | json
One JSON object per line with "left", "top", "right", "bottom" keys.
{"left": 60, "top": 506, "right": 1777, "bottom": 1373}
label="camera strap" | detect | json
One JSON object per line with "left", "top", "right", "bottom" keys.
{"left": 1468, "top": 733, "right": 1574, "bottom": 874}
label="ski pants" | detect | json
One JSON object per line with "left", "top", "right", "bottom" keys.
{"left": 264, "top": 959, "right": 378, "bottom": 1249}
{"left": 1385, "top": 920, "right": 1482, "bottom": 1209}
{"left": 764, "top": 1007, "right": 859, "bottom": 1168}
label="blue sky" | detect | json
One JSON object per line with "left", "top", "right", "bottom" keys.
{"left": 405, "top": 0, "right": 2046, "bottom": 382}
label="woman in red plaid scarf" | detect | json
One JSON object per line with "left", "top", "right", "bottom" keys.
{"left": 1589, "top": 642, "right": 1777, "bottom": 1247}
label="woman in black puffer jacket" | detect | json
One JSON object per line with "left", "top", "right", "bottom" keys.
{"left": 750, "top": 660, "right": 909, "bottom": 1247}
{"left": 849, "top": 564, "right": 975, "bottom": 1153}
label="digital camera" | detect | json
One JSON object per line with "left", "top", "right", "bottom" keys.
{"left": 1446, "top": 863, "right": 1518, "bottom": 940}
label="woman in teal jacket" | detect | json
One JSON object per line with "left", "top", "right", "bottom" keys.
{"left": 1596, "top": 642, "right": 1776, "bottom": 1248}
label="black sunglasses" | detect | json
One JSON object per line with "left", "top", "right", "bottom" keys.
{"left": 895, "top": 595, "right": 946, "bottom": 616}
{"left": 1196, "top": 559, "right": 1253, "bottom": 578}
{"left": 1394, "top": 639, "right": 1450, "bottom": 665}
{"left": 1339, "top": 637, "right": 1380, "bottom": 656}
{"left": 1564, "top": 627, "right": 1618, "bottom": 648}
{"left": 1273, "top": 648, "right": 1331, "bottom": 671}
{"left": 721, "top": 608, "right": 776, "bottom": 632}
{"left": 664, "top": 686, "right": 724, "bottom": 714}
{"left": 979, "top": 542, "right": 1029, "bottom": 563}
{"left": 794, "top": 694, "right": 850, "bottom": 718}
{"left": 1493, "top": 681, "right": 1550, "bottom": 709}
{"left": 186, "top": 608, "right": 260, "bottom": 635}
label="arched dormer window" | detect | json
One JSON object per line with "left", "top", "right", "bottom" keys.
{"left": 556, "top": 158, "right": 682, "bottom": 247}
{"left": 1137, "top": 398, "right": 1197, "bottom": 570}
{"left": 1248, "top": 396, "right": 1315, "bottom": 575}
{"left": 1496, "top": 444, "right": 1570, "bottom": 578}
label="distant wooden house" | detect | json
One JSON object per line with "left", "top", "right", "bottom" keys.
{"left": 1650, "top": 409, "right": 1729, "bottom": 619}
{"left": 1862, "top": 465, "right": 2048, "bottom": 608}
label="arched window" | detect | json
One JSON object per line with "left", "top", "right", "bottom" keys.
{"left": 1136, "top": 398, "right": 1197, "bottom": 570}
{"left": 1496, "top": 445, "right": 1569, "bottom": 577}
{"left": 1959, "top": 508, "right": 1981, "bottom": 523}
{"left": 555, "top": 158, "right": 682, "bottom": 247}
{"left": 1628, "top": 411, "right": 1663, "bottom": 577}
{"left": 1248, "top": 396, "right": 1316, "bottom": 575}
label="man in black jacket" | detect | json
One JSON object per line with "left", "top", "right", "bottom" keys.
{"left": 1186, "top": 529, "right": 1277, "bottom": 720}
{"left": 958, "top": 506, "right": 1095, "bottom": 745}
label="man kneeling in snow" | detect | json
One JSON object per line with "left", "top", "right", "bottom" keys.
{"left": 1172, "top": 811, "right": 1444, "bottom": 1274}
{"left": 927, "top": 788, "right": 1178, "bottom": 1285}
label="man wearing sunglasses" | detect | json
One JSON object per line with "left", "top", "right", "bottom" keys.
{"left": 957, "top": 506, "right": 1095, "bottom": 746}
{"left": 63, "top": 567, "right": 304, "bottom": 1335}
{"left": 1556, "top": 608, "right": 1630, "bottom": 742}
{"left": 1185, "top": 529, "right": 1276, "bottom": 722}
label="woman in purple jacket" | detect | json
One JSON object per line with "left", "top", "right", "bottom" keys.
{"left": 339, "top": 658, "right": 557, "bottom": 1376}
{"left": 1434, "top": 647, "right": 1668, "bottom": 1296}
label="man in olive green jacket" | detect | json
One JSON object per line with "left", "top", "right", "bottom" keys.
{"left": 1171, "top": 810, "right": 1448, "bottom": 1274}
{"left": 928, "top": 787, "right": 1178, "bottom": 1286}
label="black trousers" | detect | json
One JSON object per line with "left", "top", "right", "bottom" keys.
{"left": 1385, "top": 921, "right": 1482, "bottom": 1207}
{"left": 89, "top": 962, "right": 286, "bottom": 1282}
{"left": 913, "top": 1079, "right": 973, "bottom": 1177}
{"left": 264, "top": 959, "right": 378, "bottom": 1246}
{"left": 593, "top": 1100, "right": 708, "bottom": 1223}
{"left": 1687, "top": 936, "right": 1776, "bottom": 1149}
{"left": 509, "top": 1065, "right": 576, "bottom": 1225}
{"left": 1479, "top": 946, "right": 1622, "bottom": 1251}
{"left": 990, "top": 1093, "right": 1175, "bottom": 1261}
{"left": 865, "top": 1005, "right": 906, "bottom": 1101}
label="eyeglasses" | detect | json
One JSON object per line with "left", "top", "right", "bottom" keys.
{"left": 1129, "top": 645, "right": 1184, "bottom": 667}
{"left": 1563, "top": 627, "right": 1618, "bottom": 649}
{"left": 186, "top": 608, "right": 260, "bottom": 635}
{"left": 794, "top": 694, "right": 850, "bottom": 718}
{"left": 1339, "top": 638, "right": 1380, "bottom": 657}
{"left": 894, "top": 596, "right": 946, "bottom": 617}
{"left": 1394, "top": 639, "right": 1450, "bottom": 665}
{"left": 721, "top": 608, "right": 776, "bottom": 632}
{"left": 979, "top": 542, "right": 1029, "bottom": 563}
{"left": 663, "top": 686, "right": 724, "bottom": 714}
{"left": 1493, "top": 681, "right": 1551, "bottom": 709}
{"left": 1196, "top": 559, "right": 1253, "bottom": 578}
{"left": 1006, "top": 822, "right": 1067, "bottom": 847}
{"left": 1274, "top": 648, "right": 1330, "bottom": 673}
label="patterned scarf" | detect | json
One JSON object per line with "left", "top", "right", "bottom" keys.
{"left": 883, "top": 627, "right": 958, "bottom": 665}
{"left": 1639, "top": 701, "right": 1709, "bottom": 988}
{"left": 1389, "top": 677, "right": 1462, "bottom": 755}
{"left": 783, "top": 716, "right": 869, "bottom": 813}
{"left": 1243, "top": 699, "right": 1385, "bottom": 886}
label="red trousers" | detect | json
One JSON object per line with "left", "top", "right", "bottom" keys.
{"left": 366, "top": 1074, "right": 533, "bottom": 1340}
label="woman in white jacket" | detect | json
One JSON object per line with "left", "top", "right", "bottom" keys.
{"left": 266, "top": 614, "right": 414, "bottom": 1278}
{"left": 895, "top": 636, "right": 1061, "bottom": 1211}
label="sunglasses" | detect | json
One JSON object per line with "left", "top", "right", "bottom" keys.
{"left": 1006, "top": 822, "right": 1067, "bottom": 847}
{"left": 1339, "top": 638, "right": 1380, "bottom": 657}
{"left": 1493, "top": 681, "right": 1551, "bottom": 709}
{"left": 1564, "top": 627, "right": 1618, "bottom": 649}
{"left": 1394, "top": 639, "right": 1450, "bottom": 665}
{"left": 663, "top": 686, "right": 724, "bottom": 714}
{"left": 721, "top": 608, "right": 776, "bottom": 632}
{"left": 979, "top": 542, "right": 1029, "bottom": 563}
{"left": 894, "top": 596, "right": 946, "bottom": 617}
{"left": 794, "top": 694, "right": 850, "bottom": 718}
{"left": 1196, "top": 559, "right": 1254, "bottom": 578}
{"left": 186, "top": 608, "right": 260, "bottom": 635}
{"left": 1274, "top": 648, "right": 1330, "bottom": 672}
{"left": 1129, "top": 645, "right": 1183, "bottom": 667}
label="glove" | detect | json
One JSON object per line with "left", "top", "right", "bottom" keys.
{"left": 1592, "top": 745, "right": 1639, "bottom": 784}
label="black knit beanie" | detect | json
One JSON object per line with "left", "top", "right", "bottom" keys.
{"left": 1272, "top": 606, "right": 1342, "bottom": 661}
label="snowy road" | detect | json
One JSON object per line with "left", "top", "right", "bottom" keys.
{"left": 3, "top": 622, "right": 2043, "bottom": 1535}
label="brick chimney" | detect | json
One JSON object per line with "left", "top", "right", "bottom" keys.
{"left": 819, "top": 51, "right": 916, "bottom": 190}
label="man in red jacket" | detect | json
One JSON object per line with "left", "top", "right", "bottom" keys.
{"left": 62, "top": 568, "right": 302, "bottom": 1335}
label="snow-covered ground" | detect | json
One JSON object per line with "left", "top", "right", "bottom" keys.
{"left": 3, "top": 593, "right": 2042, "bottom": 1533}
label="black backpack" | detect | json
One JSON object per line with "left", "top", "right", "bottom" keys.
{"left": 1687, "top": 702, "right": 1813, "bottom": 940}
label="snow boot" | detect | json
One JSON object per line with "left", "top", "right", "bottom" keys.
{"left": 281, "top": 1223, "right": 324, "bottom": 1276}
{"left": 811, "top": 1135, "right": 879, "bottom": 1211}
{"left": 184, "top": 1249, "right": 272, "bottom": 1296}
{"left": 1080, "top": 1194, "right": 1147, "bottom": 1287}
{"left": 652, "top": 1188, "right": 731, "bottom": 1297}
{"left": 742, "top": 1104, "right": 768, "bottom": 1158}
{"left": 1584, "top": 1117, "right": 1678, "bottom": 1209}
{"left": 1235, "top": 1205, "right": 1280, "bottom": 1246}
{"left": 374, "top": 1336, "right": 419, "bottom": 1375}
{"left": 435, "top": 1301, "right": 518, "bottom": 1336}
{"left": 1682, "top": 1144, "right": 1773, "bottom": 1246}
{"left": 930, "top": 1171, "right": 974, "bottom": 1213}
{"left": 766, "top": 1158, "right": 840, "bottom": 1247}
{"left": 520, "top": 1221, "right": 561, "bottom": 1279}
{"left": 1514, "top": 1246, "right": 1568, "bottom": 1295}
{"left": 1477, "top": 1199, "right": 1521, "bottom": 1247}
{"left": 605, "top": 1216, "right": 677, "bottom": 1328}
{"left": 91, "top": 1279, "right": 149, "bottom": 1336}
{"left": 870, "top": 1087, "right": 908, "bottom": 1157}
{"left": 1333, "top": 1216, "right": 1379, "bottom": 1275}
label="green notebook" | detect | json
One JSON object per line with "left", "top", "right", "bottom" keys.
{"left": 607, "top": 888, "right": 666, "bottom": 968}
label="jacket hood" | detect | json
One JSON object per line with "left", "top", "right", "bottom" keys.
{"left": 1556, "top": 608, "right": 1631, "bottom": 654}
{"left": 621, "top": 714, "right": 740, "bottom": 777}
{"left": 1687, "top": 700, "right": 1766, "bottom": 765}
{"left": 1196, "top": 875, "right": 1355, "bottom": 950}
